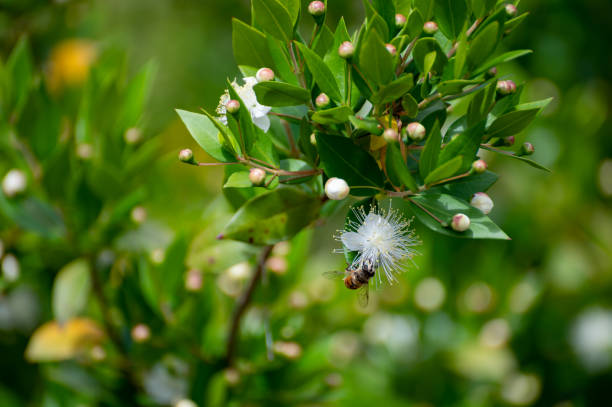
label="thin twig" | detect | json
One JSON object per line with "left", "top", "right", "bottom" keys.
{"left": 281, "top": 119, "right": 299, "bottom": 158}
{"left": 427, "top": 170, "right": 473, "bottom": 188}
{"left": 407, "top": 197, "right": 447, "bottom": 225}
{"left": 226, "top": 245, "right": 274, "bottom": 366}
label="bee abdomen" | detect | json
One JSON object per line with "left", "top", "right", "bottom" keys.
{"left": 344, "top": 275, "right": 361, "bottom": 290}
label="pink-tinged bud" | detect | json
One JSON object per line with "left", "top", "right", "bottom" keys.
{"left": 178, "top": 148, "right": 196, "bottom": 164}
{"left": 521, "top": 142, "right": 535, "bottom": 156}
{"left": 472, "top": 159, "right": 487, "bottom": 174}
{"left": 124, "top": 127, "right": 142, "bottom": 144}
{"left": 325, "top": 177, "right": 350, "bottom": 200}
{"left": 338, "top": 41, "right": 355, "bottom": 59}
{"left": 249, "top": 168, "right": 267, "bottom": 186}
{"left": 471, "top": 192, "right": 494, "bottom": 215}
{"left": 451, "top": 213, "right": 471, "bottom": 232}
{"left": 423, "top": 21, "right": 439, "bottom": 34}
{"left": 225, "top": 99, "right": 241, "bottom": 114}
{"left": 496, "top": 80, "right": 517, "bottom": 95}
{"left": 273, "top": 341, "right": 302, "bottom": 359}
{"left": 185, "top": 269, "right": 204, "bottom": 292}
{"left": 504, "top": 135, "right": 515, "bottom": 146}
{"left": 406, "top": 122, "right": 426, "bottom": 141}
{"left": 383, "top": 128, "right": 399, "bottom": 143}
{"left": 486, "top": 67, "right": 498, "bottom": 78}
{"left": 395, "top": 13, "right": 407, "bottom": 27}
{"left": 505, "top": 3, "right": 518, "bottom": 16}
{"left": 76, "top": 143, "right": 93, "bottom": 159}
{"left": 266, "top": 256, "right": 288, "bottom": 274}
{"left": 308, "top": 1, "right": 326, "bottom": 16}
{"left": 315, "top": 93, "right": 330, "bottom": 108}
{"left": 131, "top": 323, "right": 151, "bottom": 343}
{"left": 385, "top": 43, "right": 397, "bottom": 56}
{"left": 256, "top": 67, "right": 275, "bottom": 82}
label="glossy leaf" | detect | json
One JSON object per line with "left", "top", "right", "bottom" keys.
{"left": 232, "top": 19, "right": 274, "bottom": 68}
{"left": 358, "top": 30, "right": 394, "bottom": 86}
{"left": 434, "top": 0, "right": 468, "bottom": 39}
{"left": 439, "top": 122, "right": 485, "bottom": 172}
{"left": 221, "top": 188, "right": 321, "bottom": 245}
{"left": 486, "top": 99, "right": 552, "bottom": 139}
{"left": 481, "top": 146, "right": 551, "bottom": 172}
{"left": 424, "top": 155, "right": 463, "bottom": 185}
{"left": 296, "top": 42, "right": 342, "bottom": 102}
{"left": 413, "top": 38, "right": 448, "bottom": 75}
{"left": 176, "top": 109, "right": 236, "bottom": 162}
{"left": 311, "top": 105, "right": 353, "bottom": 125}
{"left": 252, "top": 0, "right": 294, "bottom": 42}
{"left": 474, "top": 49, "right": 533, "bottom": 76}
{"left": 467, "top": 22, "right": 500, "bottom": 70}
{"left": 253, "top": 81, "right": 310, "bottom": 107}
{"left": 386, "top": 143, "right": 419, "bottom": 192}
{"left": 371, "top": 74, "right": 414, "bottom": 105}
{"left": 419, "top": 120, "right": 442, "bottom": 179}
{"left": 413, "top": 0, "right": 435, "bottom": 20}
{"left": 435, "top": 171, "right": 499, "bottom": 201}
{"left": 437, "top": 79, "right": 481, "bottom": 96}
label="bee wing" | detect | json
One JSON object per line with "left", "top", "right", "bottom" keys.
{"left": 357, "top": 283, "right": 370, "bottom": 307}
{"left": 323, "top": 270, "right": 347, "bottom": 280}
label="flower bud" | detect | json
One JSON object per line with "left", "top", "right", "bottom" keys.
{"left": 178, "top": 148, "right": 196, "bottom": 165}
{"left": 486, "top": 67, "right": 498, "bottom": 78}
{"left": 310, "top": 133, "right": 317, "bottom": 146}
{"left": 395, "top": 13, "right": 407, "bottom": 28}
{"left": 225, "top": 99, "right": 241, "bottom": 114}
{"left": 520, "top": 142, "right": 535, "bottom": 156}
{"left": 385, "top": 43, "right": 397, "bottom": 56}
{"left": 249, "top": 168, "right": 267, "bottom": 186}
{"left": 131, "top": 323, "right": 151, "bottom": 343}
{"left": 338, "top": 41, "right": 355, "bottom": 59}
{"left": 406, "top": 122, "right": 426, "bottom": 141}
{"left": 315, "top": 92, "right": 330, "bottom": 108}
{"left": 266, "top": 256, "right": 288, "bottom": 274}
{"left": 130, "top": 206, "right": 147, "bottom": 223}
{"left": 76, "top": 143, "right": 93, "bottom": 159}
{"left": 471, "top": 192, "right": 494, "bottom": 215}
{"left": 505, "top": 3, "right": 518, "bottom": 16}
{"left": 325, "top": 177, "right": 350, "bottom": 201}
{"left": 472, "top": 159, "right": 487, "bottom": 174}
{"left": 224, "top": 368, "right": 241, "bottom": 386}
{"left": 451, "top": 213, "right": 471, "bottom": 232}
{"left": 185, "top": 269, "right": 204, "bottom": 292}
{"left": 503, "top": 135, "right": 515, "bottom": 147}
{"left": 2, "top": 169, "right": 27, "bottom": 198}
{"left": 1, "top": 254, "right": 20, "bottom": 282}
{"left": 273, "top": 341, "right": 302, "bottom": 359}
{"left": 124, "top": 127, "right": 142, "bottom": 144}
{"left": 256, "top": 67, "right": 275, "bottom": 82}
{"left": 383, "top": 128, "right": 399, "bottom": 144}
{"left": 308, "top": 1, "right": 326, "bottom": 16}
{"left": 496, "top": 80, "right": 517, "bottom": 95}
{"left": 423, "top": 21, "right": 439, "bottom": 34}
{"left": 174, "top": 400, "right": 198, "bottom": 407}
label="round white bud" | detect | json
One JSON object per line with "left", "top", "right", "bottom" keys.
{"left": 325, "top": 177, "right": 350, "bottom": 201}
{"left": 249, "top": 168, "right": 267, "bottom": 186}
{"left": 2, "top": 169, "right": 27, "bottom": 198}
{"left": 395, "top": 13, "right": 407, "bottom": 27}
{"left": 315, "top": 93, "right": 330, "bottom": 108}
{"left": 406, "top": 122, "right": 426, "bottom": 141}
{"left": 225, "top": 99, "right": 241, "bottom": 114}
{"left": 185, "top": 269, "right": 204, "bottom": 292}
{"left": 338, "top": 41, "right": 355, "bottom": 59}
{"left": 124, "top": 127, "right": 142, "bottom": 144}
{"left": 505, "top": 4, "right": 518, "bottom": 16}
{"left": 471, "top": 192, "right": 494, "bottom": 215}
{"left": 472, "top": 159, "right": 487, "bottom": 174}
{"left": 256, "top": 67, "right": 275, "bottom": 82}
{"left": 385, "top": 43, "right": 397, "bottom": 56}
{"left": 131, "top": 323, "right": 151, "bottom": 343}
{"left": 451, "top": 213, "right": 471, "bottom": 232}
{"left": 383, "top": 128, "right": 399, "bottom": 143}
{"left": 423, "top": 21, "right": 439, "bottom": 34}
{"left": 178, "top": 148, "right": 195, "bottom": 164}
{"left": 1, "top": 254, "right": 20, "bottom": 282}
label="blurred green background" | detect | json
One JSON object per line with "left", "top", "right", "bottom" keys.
{"left": 0, "top": 0, "right": 611, "bottom": 406}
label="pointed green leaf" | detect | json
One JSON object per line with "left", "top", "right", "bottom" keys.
{"left": 232, "top": 19, "right": 274, "bottom": 68}
{"left": 176, "top": 109, "right": 236, "bottom": 162}
{"left": 252, "top": 0, "right": 294, "bottom": 42}
{"left": 386, "top": 143, "right": 419, "bottom": 192}
{"left": 467, "top": 22, "right": 500, "bottom": 70}
{"left": 413, "top": 38, "right": 448, "bottom": 75}
{"left": 253, "top": 81, "right": 310, "bottom": 106}
{"left": 424, "top": 155, "right": 464, "bottom": 185}
{"left": 358, "top": 30, "right": 394, "bottom": 86}
{"left": 312, "top": 105, "right": 353, "bottom": 125}
{"left": 371, "top": 74, "right": 414, "bottom": 104}
{"left": 434, "top": 0, "right": 468, "bottom": 39}
{"left": 296, "top": 42, "right": 342, "bottom": 102}
{"left": 419, "top": 120, "right": 442, "bottom": 179}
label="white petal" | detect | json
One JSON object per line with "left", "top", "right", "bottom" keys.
{"left": 341, "top": 231, "right": 365, "bottom": 251}
{"left": 253, "top": 115, "right": 271, "bottom": 132}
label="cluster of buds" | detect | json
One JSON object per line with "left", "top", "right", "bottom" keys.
{"left": 496, "top": 80, "right": 517, "bottom": 95}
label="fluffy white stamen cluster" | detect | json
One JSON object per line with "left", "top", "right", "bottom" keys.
{"left": 337, "top": 205, "right": 420, "bottom": 285}
{"left": 217, "top": 76, "right": 272, "bottom": 132}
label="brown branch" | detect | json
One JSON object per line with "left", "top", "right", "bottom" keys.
{"left": 226, "top": 245, "right": 274, "bottom": 366}
{"left": 281, "top": 119, "right": 299, "bottom": 158}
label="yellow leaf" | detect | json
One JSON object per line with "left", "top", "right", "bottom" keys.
{"left": 25, "top": 318, "right": 104, "bottom": 362}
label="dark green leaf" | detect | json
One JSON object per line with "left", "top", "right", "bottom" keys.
{"left": 253, "top": 81, "right": 310, "bottom": 107}
{"left": 467, "top": 22, "right": 500, "bottom": 70}
{"left": 232, "top": 19, "right": 274, "bottom": 68}
{"left": 419, "top": 120, "right": 442, "bottom": 179}
{"left": 467, "top": 82, "right": 496, "bottom": 127}
{"left": 436, "top": 79, "right": 481, "bottom": 96}
{"left": 386, "top": 143, "right": 419, "bottom": 192}
{"left": 316, "top": 134, "right": 384, "bottom": 195}
{"left": 6, "top": 36, "right": 33, "bottom": 118}
{"left": 349, "top": 115, "right": 383, "bottom": 135}
{"left": 296, "top": 42, "right": 342, "bottom": 102}
{"left": 435, "top": 170, "right": 498, "bottom": 200}
{"left": 280, "top": 159, "right": 314, "bottom": 184}
{"left": 402, "top": 94, "right": 419, "bottom": 118}
{"left": 439, "top": 122, "right": 485, "bottom": 172}
{"left": 221, "top": 188, "right": 321, "bottom": 245}
{"left": 504, "top": 12, "right": 529, "bottom": 33}
{"left": 480, "top": 146, "right": 551, "bottom": 172}
{"left": 474, "top": 49, "right": 532, "bottom": 76}
{"left": 434, "top": 0, "right": 468, "bottom": 39}
{"left": 413, "top": 38, "right": 448, "bottom": 75}
{"left": 372, "top": 0, "right": 396, "bottom": 34}
{"left": 413, "top": 0, "right": 435, "bottom": 20}
{"left": 486, "top": 99, "right": 552, "bottom": 139}
{"left": 266, "top": 36, "right": 298, "bottom": 85}
{"left": 358, "top": 30, "right": 394, "bottom": 86}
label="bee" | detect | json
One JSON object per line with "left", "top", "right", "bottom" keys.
{"left": 324, "top": 259, "right": 376, "bottom": 306}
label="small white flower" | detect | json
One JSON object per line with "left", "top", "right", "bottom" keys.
{"left": 217, "top": 76, "right": 272, "bottom": 132}
{"left": 336, "top": 205, "right": 420, "bottom": 285}
{"left": 2, "top": 169, "right": 27, "bottom": 197}
{"left": 471, "top": 192, "right": 494, "bottom": 214}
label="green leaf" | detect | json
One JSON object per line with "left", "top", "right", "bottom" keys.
{"left": 435, "top": 170, "right": 498, "bottom": 201}
{"left": 311, "top": 105, "right": 353, "bottom": 125}
{"left": 480, "top": 146, "right": 551, "bottom": 172}
{"left": 284, "top": 0, "right": 301, "bottom": 25}
{"left": 296, "top": 42, "right": 342, "bottom": 102}
{"left": 399, "top": 194, "right": 510, "bottom": 239}
{"left": 471, "top": 0, "right": 497, "bottom": 18}
{"left": 372, "top": 0, "right": 396, "bottom": 35}
{"left": 413, "top": 0, "right": 435, "bottom": 20}
{"left": 226, "top": 79, "right": 258, "bottom": 152}
{"left": 6, "top": 36, "right": 33, "bottom": 118}
{"left": 424, "top": 155, "right": 463, "bottom": 185}
{"left": 371, "top": 74, "right": 414, "bottom": 104}
{"left": 419, "top": 120, "right": 442, "bottom": 179}
{"left": 280, "top": 159, "right": 314, "bottom": 184}
{"left": 358, "top": 30, "right": 394, "bottom": 86}
{"left": 504, "top": 12, "right": 529, "bottom": 33}
{"left": 467, "top": 82, "right": 496, "bottom": 127}
{"left": 474, "top": 49, "right": 533, "bottom": 76}
{"left": 402, "top": 94, "right": 419, "bottom": 118}
{"left": 224, "top": 171, "right": 254, "bottom": 188}
{"left": 434, "top": 0, "right": 468, "bottom": 39}
{"left": 454, "top": 30, "right": 469, "bottom": 77}
{"left": 407, "top": 9, "right": 425, "bottom": 39}
{"left": 221, "top": 188, "right": 321, "bottom": 245}
{"left": 316, "top": 134, "right": 384, "bottom": 195}
{"left": 0, "top": 194, "right": 66, "bottom": 239}
{"left": 324, "top": 18, "right": 352, "bottom": 101}
{"left": 253, "top": 81, "right": 310, "bottom": 106}
{"left": 266, "top": 36, "right": 298, "bottom": 85}
{"left": 52, "top": 259, "right": 91, "bottom": 323}
{"left": 176, "top": 109, "right": 236, "bottom": 162}
{"left": 232, "top": 19, "right": 274, "bottom": 68}
{"left": 349, "top": 115, "right": 383, "bottom": 135}
{"left": 467, "top": 22, "right": 500, "bottom": 70}
{"left": 436, "top": 79, "right": 481, "bottom": 96}
{"left": 413, "top": 38, "right": 448, "bottom": 75}
{"left": 486, "top": 99, "right": 551, "bottom": 139}
{"left": 386, "top": 143, "right": 419, "bottom": 192}
{"left": 423, "top": 51, "right": 437, "bottom": 78}
{"left": 367, "top": 12, "right": 390, "bottom": 43}
{"left": 439, "top": 122, "right": 485, "bottom": 171}
{"left": 252, "top": 0, "right": 294, "bottom": 42}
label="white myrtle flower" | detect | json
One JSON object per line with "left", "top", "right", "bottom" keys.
{"left": 336, "top": 205, "right": 420, "bottom": 284}
{"left": 217, "top": 76, "right": 272, "bottom": 132}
